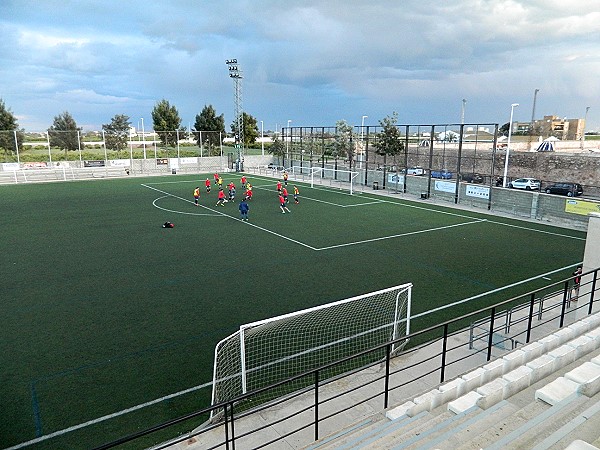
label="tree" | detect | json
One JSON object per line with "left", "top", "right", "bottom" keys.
{"left": 0, "top": 99, "right": 23, "bottom": 157}
{"left": 102, "top": 114, "right": 131, "bottom": 157}
{"left": 152, "top": 99, "right": 184, "bottom": 146}
{"left": 268, "top": 135, "right": 286, "bottom": 165}
{"left": 48, "top": 111, "right": 82, "bottom": 157}
{"left": 334, "top": 119, "right": 354, "bottom": 175}
{"left": 230, "top": 112, "right": 259, "bottom": 147}
{"left": 194, "top": 105, "right": 225, "bottom": 156}
{"left": 376, "top": 112, "right": 404, "bottom": 168}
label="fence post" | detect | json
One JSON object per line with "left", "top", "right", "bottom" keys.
{"left": 224, "top": 402, "right": 231, "bottom": 450}
{"left": 560, "top": 280, "right": 569, "bottom": 328}
{"left": 487, "top": 307, "right": 496, "bottom": 361}
{"left": 384, "top": 343, "right": 391, "bottom": 409}
{"left": 526, "top": 292, "right": 536, "bottom": 344}
{"left": 314, "top": 370, "right": 320, "bottom": 442}
{"left": 588, "top": 269, "right": 598, "bottom": 315}
{"left": 440, "top": 324, "right": 449, "bottom": 383}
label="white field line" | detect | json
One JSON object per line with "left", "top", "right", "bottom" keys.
{"left": 316, "top": 219, "right": 487, "bottom": 251}
{"left": 411, "top": 262, "right": 583, "bottom": 321}
{"left": 153, "top": 196, "right": 222, "bottom": 217}
{"left": 143, "top": 184, "right": 317, "bottom": 250}
{"left": 5, "top": 381, "right": 214, "bottom": 450}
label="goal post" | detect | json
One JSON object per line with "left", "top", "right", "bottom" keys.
{"left": 210, "top": 283, "right": 412, "bottom": 414}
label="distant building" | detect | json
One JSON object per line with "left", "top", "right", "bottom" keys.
{"left": 516, "top": 115, "right": 586, "bottom": 140}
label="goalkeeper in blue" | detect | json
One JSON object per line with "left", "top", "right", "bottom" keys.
{"left": 239, "top": 198, "right": 249, "bottom": 221}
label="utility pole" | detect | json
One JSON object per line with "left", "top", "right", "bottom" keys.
{"left": 528, "top": 89, "right": 539, "bottom": 150}
{"left": 226, "top": 59, "right": 243, "bottom": 171}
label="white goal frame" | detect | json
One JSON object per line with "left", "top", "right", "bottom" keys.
{"left": 210, "top": 283, "right": 412, "bottom": 412}
{"left": 287, "top": 166, "right": 360, "bottom": 195}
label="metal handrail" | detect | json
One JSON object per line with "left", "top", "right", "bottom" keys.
{"left": 95, "top": 268, "right": 599, "bottom": 450}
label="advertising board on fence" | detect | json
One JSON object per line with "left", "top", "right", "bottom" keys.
{"left": 565, "top": 199, "right": 600, "bottom": 216}
{"left": 387, "top": 174, "right": 405, "bottom": 184}
{"left": 434, "top": 180, "right": 456, "bottom": 194}
{"left": 84, "top": 160, "right": 105, "bottom": 167}
{"left": 2, "top": 163, "right": 20, "bottom": 172}
{"left": 465, "top": 185, "right": 490, "bottom": 199}
{"left": 109, "top": 159, "right": 130, "bottom": 167}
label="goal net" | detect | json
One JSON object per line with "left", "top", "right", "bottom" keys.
{"left": 287, "top": 166, "right": 360, "bottom": 195}
{"left": 210, "top": 283, "right": 412, "bottom": 416}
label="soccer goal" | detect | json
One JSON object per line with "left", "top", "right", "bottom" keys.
{"left": 210, "top": 283, "right": 412, "bottom": 415}
{"left": 288, "top": 166, "right": 360, "bottom": 194}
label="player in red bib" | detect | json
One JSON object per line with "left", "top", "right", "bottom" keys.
{"left": 279, "top": 194, "right": 290, "bottom": 213}
{"left": 241, "top": 175, "right": 247, "bottom": 187}
{"left": 216, "top": 189, "right": 226, "bottom": 206}
{"left": 276, "top": 180, "right": 282, "bottom": 193}
{"left": 205, "top": 178, "right": 211, "bottom": 193}
{"left": 282, "top": 187, "right": 289, "bottom": 204}
{"left": 213, "top": 172, "right": 219, "bottom": 185}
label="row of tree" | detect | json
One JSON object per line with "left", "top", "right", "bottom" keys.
{"left": 0, "top": 98, "right": 259, "bottom": 156}
{"left": 0, "top": 97, "right": 405, "bottom": 172}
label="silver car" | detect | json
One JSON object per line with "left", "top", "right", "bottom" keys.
{"left": 509, "top": 178, "right": 541, "bottom": 190}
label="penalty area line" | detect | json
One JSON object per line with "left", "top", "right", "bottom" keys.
{"left": 315, "top": 219, "right": 486, "bottom": 251}
{"left": 143, "top": 184, "right": 317, "bottom": 250}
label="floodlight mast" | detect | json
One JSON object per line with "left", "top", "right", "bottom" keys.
{"left": 226, "top": 59, "right": 244, "bottom": 171}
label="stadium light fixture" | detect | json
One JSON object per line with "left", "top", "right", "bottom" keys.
{"left": 502, "top": 103, "right": 519, "bottom": 188}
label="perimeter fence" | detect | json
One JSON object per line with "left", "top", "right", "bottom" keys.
{"left": 92, "top": 267, "right": 600, "bottom": 450}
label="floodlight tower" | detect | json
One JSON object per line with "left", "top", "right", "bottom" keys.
{"left": 226, "top": 59, "right": 244, "bottom": 171}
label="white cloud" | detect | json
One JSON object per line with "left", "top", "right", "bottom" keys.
{"left": 0, "top": 0, "right": 598, "bottom": 131}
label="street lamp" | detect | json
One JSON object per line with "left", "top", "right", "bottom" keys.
{"left": 502, "top": 103, "right": 519, "bottom": 188}
{"left": 581, "top": 106, "right": 590, "bottom": 151}
{"left": 260, "top": 120, "right": 264, "bottom": 156}
{"left": 461, "top": 99, "right": 466, "bottom": 124}
{"left": 360, "top": 115, "right": 368, "bottom": 169}
{"left": 141, "top": 118, "right": 146, "bottom": 160}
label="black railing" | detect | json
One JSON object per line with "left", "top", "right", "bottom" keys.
{"left": 95, "top": 268, "right": 599, "bottom": 450}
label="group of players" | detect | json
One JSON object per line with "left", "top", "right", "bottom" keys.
{"left": 192, "top": 171, "right": 300, "bottom": 220}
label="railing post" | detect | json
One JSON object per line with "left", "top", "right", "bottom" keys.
{"left": 230, "top": 401, "right": 236, "bottom": 450}
{"left": 588, "top": 269, "right": 598, "bottom": 315}
{"left": 560, "top": 280, "right": 569, "bottom": 328}
{"left": 384, "top": 343, "right": 391, "bottom": 409}
{"left": 223, "top": 403, "right": 230, "bottom": 450}
{"left": 314, "top": 370, "right": 320, "bottom": 442}
{"left": 440, "top": 324, "right": 449, "bottom": 383}
{"left": 526, "top": 292, "right": 535, "bottom": 344}
{"left": 487, "top": 307, "right": 496, "bottom": 361}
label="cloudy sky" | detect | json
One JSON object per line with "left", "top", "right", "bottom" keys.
{"left": 1, "top": 0, "right": 598, "bottom": 133}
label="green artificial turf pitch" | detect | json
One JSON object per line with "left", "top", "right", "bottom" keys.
{"left": 0, "top": 173, "right": 585, "bottom": 448}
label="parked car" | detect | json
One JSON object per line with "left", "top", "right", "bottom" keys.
{"left": 430, "top": 169, "right": 453, "bottom": 179}
{"left": 267, "top": 163, "right": 284, "bottom": 170}
{"left": 376, "top": 165, "right": 399, "bottom": 172}
{"left": 509, "top": 178, "right": 541, "bottom": 190}
{"left": 460, "top": 173, "right": 484, "bottom": 184}
{"left": 401, "top": 167, "right": 425, "bottom": 176}
{"left": 544, "top": 182, "right": 583, "bottom": 197}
